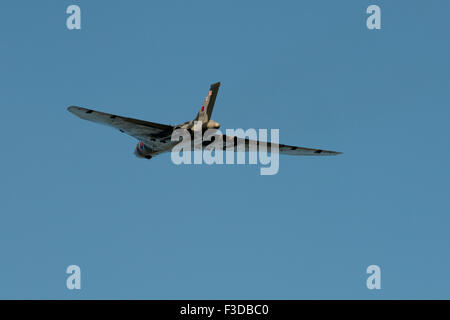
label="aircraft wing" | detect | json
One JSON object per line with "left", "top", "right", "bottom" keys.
{"left": 202, "top": 133, "right": 341, "bottom": 156}
{"left": 67, "top": 106, "right": 174, "bottom": 144}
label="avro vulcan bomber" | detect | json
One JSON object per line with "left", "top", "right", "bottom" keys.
{"left": 68, "top": 82, "right": 341, "bottom": 159}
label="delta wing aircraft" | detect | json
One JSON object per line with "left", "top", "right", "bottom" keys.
{"left": 68, "top": 82, "right": 341, "bottom": 159}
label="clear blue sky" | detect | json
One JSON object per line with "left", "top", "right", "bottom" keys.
{"left": 1, "top": 0, "right": 449, "bottom": 299}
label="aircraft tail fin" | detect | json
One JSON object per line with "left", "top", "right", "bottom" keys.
{"left": 196, "top": 82, "right": 220, "bottom": 121}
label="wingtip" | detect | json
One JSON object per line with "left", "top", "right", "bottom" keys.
{"left": 314, "top": 148, "right": 342, "bottom": 156}
{"left": 318, "top": 150, "right": 342, "bottom": 156}
{"left": 67, "top": 106, "right": 87, "bottom": 118}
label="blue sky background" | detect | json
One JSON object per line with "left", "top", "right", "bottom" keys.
{"left": 0, "top": 0, "right": 449, "bottom": 299}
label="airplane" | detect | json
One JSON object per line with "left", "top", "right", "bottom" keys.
{"left": 67, "top": 82, "right": 341, "bottom": 159}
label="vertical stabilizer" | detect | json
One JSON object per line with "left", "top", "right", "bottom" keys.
{"left": 196, "top": 82, "right": 221, "bottom": 122}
